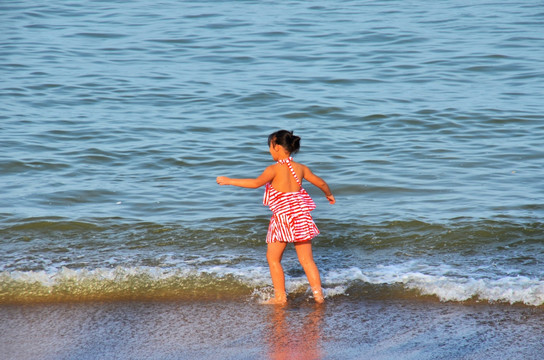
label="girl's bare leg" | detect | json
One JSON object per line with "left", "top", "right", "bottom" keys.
{"left": 294, "top": 241, "right": 324, "bottom": 303}
{"left": 265, "top": 241, "right": 288, "bottom": 304}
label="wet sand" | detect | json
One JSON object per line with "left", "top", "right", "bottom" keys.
{"left": 1, "top": 298, "right": 543, "bottom": 360}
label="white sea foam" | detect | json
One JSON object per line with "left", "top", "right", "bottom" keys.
{"left": 324, "top": 264, "right": 544, "bottom": 306}
{"left": 2, "top": 263, "right": 543, "bottom": 305}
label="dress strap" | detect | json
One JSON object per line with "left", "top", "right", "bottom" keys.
{"left": 277, "top": 157, "right": 301, "bottom": 186}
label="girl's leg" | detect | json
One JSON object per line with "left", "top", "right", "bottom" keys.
{"left": 294, "top": 241, "right": 324, "bottom": 303}
{"left": 266, "top": 241, "right": 288, "bottom": 304}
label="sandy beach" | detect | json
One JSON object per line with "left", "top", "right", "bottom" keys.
{"left": 2, "top": 298, "right": 543, "bottom": 360}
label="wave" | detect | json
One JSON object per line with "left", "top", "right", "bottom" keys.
{"left": 0, "top": 266, "right": 257, "bottom": 304}
{"left": 1, "top": 264, "right": 543, "bottom": 307}
{"left": 2, "top": 217, "right": 542, "bottom": 248}
{"left": 326, "top": 266, "right": 544, "bottom": 307}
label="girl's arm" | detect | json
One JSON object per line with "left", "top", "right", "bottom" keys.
{"left": 216, "top": 165, "right": 275, "bottom": 189}
{"left": 303, "top": 166, "right": 336, "bottom": 204}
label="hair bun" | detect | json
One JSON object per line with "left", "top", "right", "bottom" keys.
{"left": 268, "top": 130, "right": 301, "bottom": 154}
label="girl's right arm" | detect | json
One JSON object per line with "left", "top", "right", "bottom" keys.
{"left": 216, "top": 165, "right": 275, "bottom": 189}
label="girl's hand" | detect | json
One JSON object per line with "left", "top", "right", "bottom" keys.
{"left": 216, "top": 176, "right": 230, "bottom": 185}
{"left": 326, "top": 194, "right": 336, "bottom": 204}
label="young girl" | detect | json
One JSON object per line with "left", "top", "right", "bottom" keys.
{"left": 216, "top": 130, "right": 335, "bottom": 304}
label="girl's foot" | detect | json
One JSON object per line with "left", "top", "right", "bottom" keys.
{"left": 312, "top": 289, "right": 325, "bottom": 304}
{"left": 263, "top": 296, "right": 287, "bottom": 305}
{"left": 262, "top": 292, "right": 287, "bottom": 305}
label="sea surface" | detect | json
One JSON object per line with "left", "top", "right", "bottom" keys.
{"left": 1, "top": 0, "right": 543, "bottom": 306}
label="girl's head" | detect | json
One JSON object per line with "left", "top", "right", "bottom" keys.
{"left": 268, "top": 130, "right": 301, "bottom": 155}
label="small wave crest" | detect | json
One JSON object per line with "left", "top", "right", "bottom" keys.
{"left": 326, "top": 266, "right": 544, "bottom": 306}
{"left": 0, "top": 266, "right": 258, "bottom": 304}
{"left": 1, "top": 264, "right": 543, "bottom": 306}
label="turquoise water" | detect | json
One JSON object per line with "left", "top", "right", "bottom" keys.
{"left": 1, "top": 1, "right": 543, "bottom": 305}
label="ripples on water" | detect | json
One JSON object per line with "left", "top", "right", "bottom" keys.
{"left": 1, "top": 1, "right": 543, "bottom": 304}
{"left": 2, "top": 1, "right": 542, "bottom": 223}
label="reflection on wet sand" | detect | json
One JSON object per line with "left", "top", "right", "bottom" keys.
{"left": 266, "top": 304, "right": 325, "bottom": 360}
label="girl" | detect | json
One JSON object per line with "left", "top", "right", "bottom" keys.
{"left": 216, "top": 130, "right": 335, "bottom": 304}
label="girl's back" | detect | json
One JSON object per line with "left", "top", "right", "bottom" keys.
{"left": 270, "top": 161, "right": 305, "bottom": 193}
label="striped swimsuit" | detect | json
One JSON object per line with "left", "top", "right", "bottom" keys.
{"left": 263, "top": 157, "right": 320, "bottom": 243}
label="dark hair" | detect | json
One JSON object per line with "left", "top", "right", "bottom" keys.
{"left": 268, "top": 130, "right": 301, "bottom": 154}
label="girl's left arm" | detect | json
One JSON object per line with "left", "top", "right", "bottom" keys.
{"left": 217, "top": 165, "right": 275, "bottom": 188}
{"left": 303, "top": 166, "right": 336, "bottom": 204}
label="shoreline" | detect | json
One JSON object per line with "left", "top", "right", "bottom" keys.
{"left": 2, "top": 297, "right": 543, "bottom": 360}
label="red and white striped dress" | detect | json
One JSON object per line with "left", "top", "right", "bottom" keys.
{"left": 263, "top": 157, "right": 319, "bottom": 243}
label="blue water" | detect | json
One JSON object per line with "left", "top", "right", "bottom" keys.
{"left": 1, "top": 0, "right": 543, "bottom": 305}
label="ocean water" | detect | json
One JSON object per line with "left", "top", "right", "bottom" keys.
{"left": 1, "top": 0, "right": 543, "bottom": 306}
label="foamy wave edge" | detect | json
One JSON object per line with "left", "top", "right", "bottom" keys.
{"left": 327, "top": 267, "right": 544, "bottom": 306}
{"left": 1, "top": 266, "right": 543, "bottom": 306}
{"left": 0, "top": 266, "right": 269, "bottom": 303}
